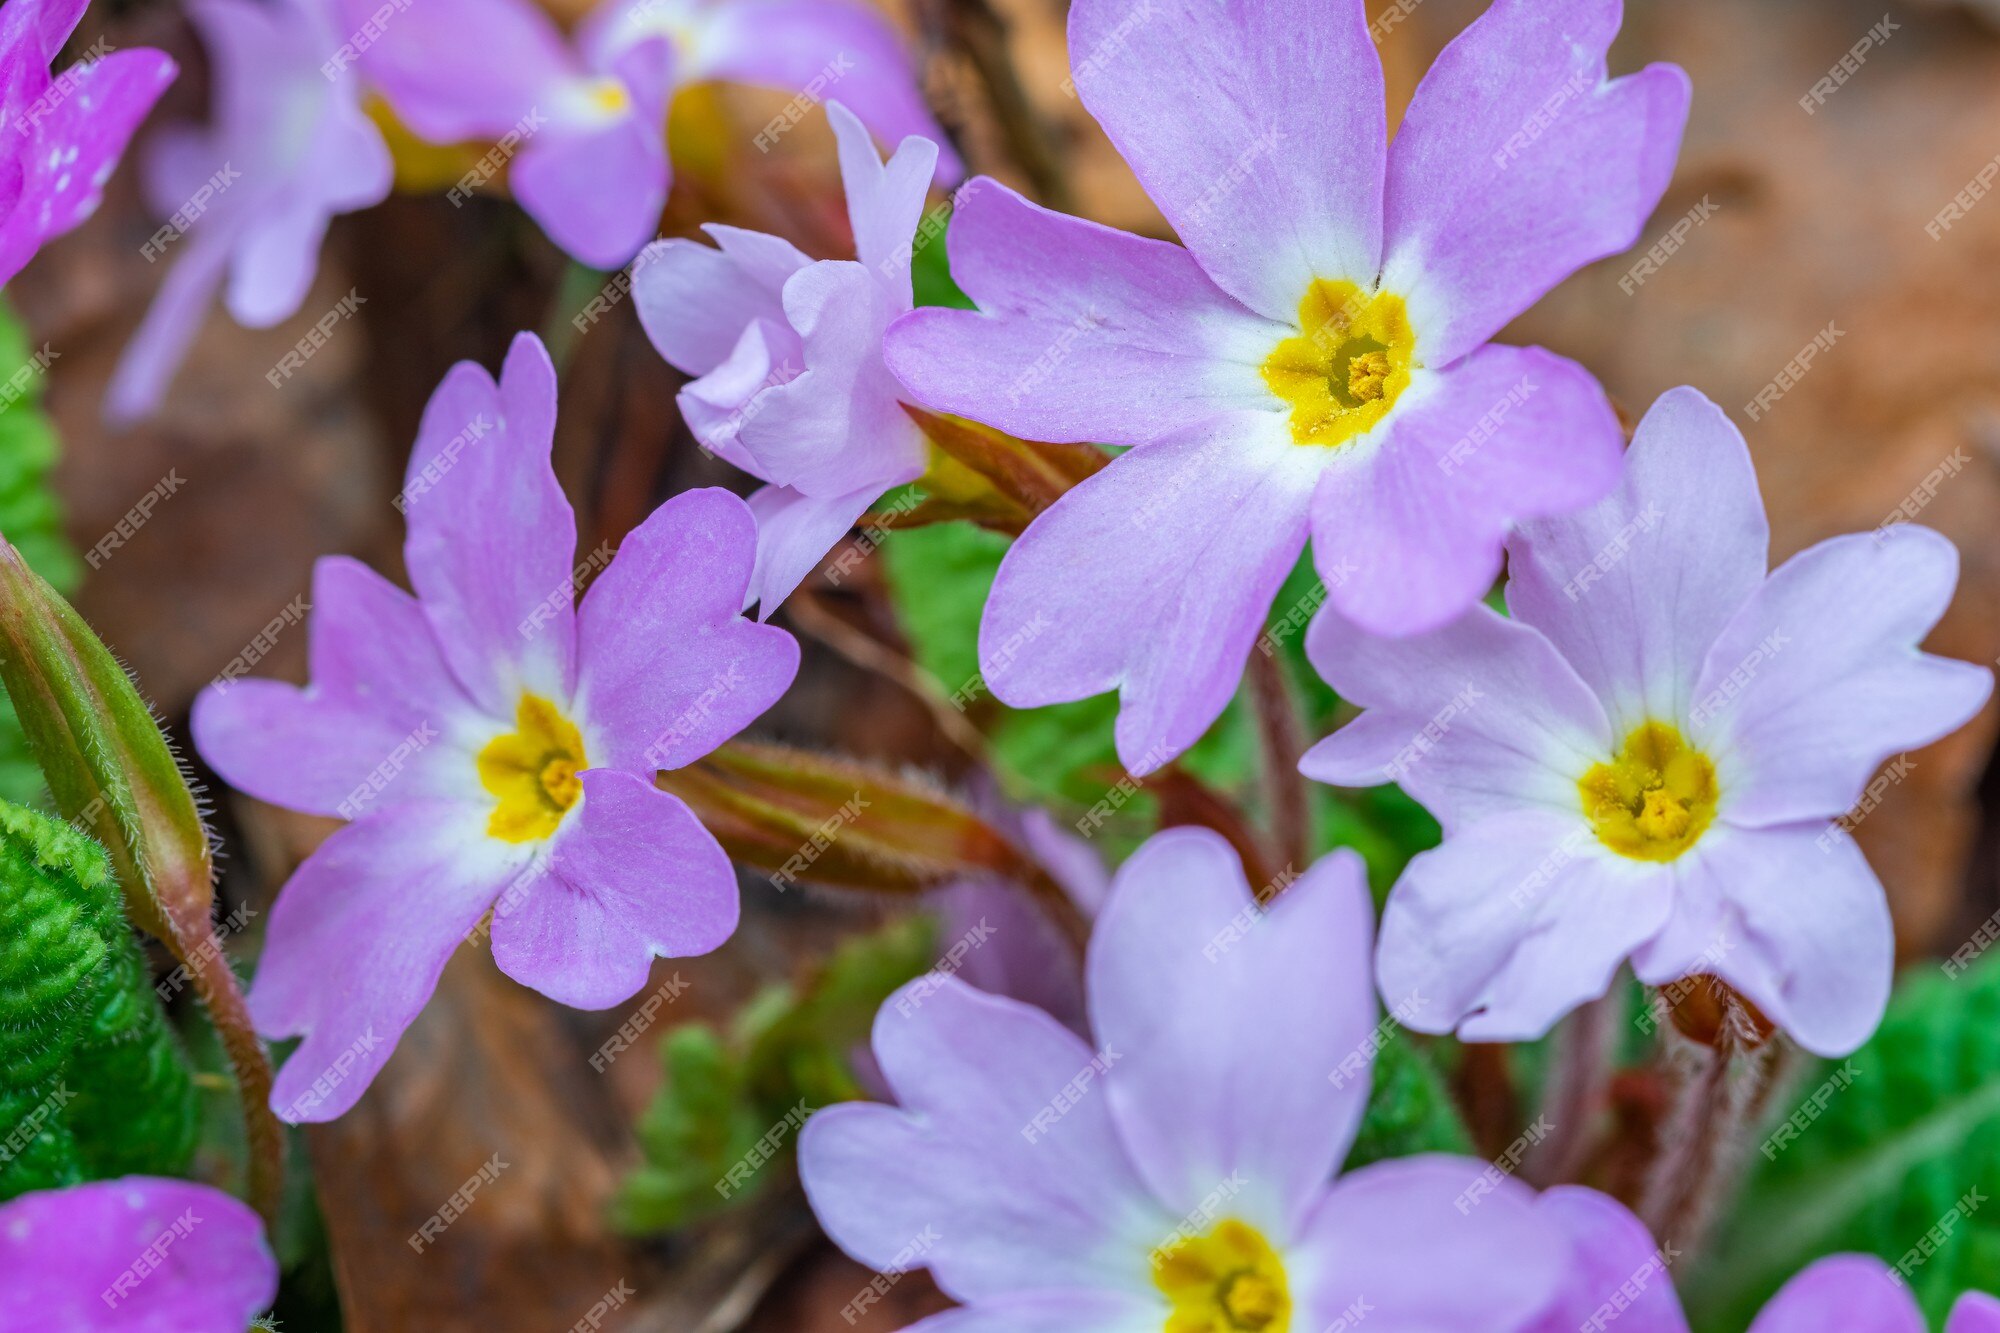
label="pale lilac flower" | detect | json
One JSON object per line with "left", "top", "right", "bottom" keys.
{"left": 1304, "top": 387, "right": 1993, "bottom": 1056}
{"left": 103, "top": 0, "right": 391, "bottom": 424}
{"left": 347, "top": 0, "right": 959, "bottom": 269}
{"left": 192, "top": 333, "right": 798, "bottom": 1122}
{"left": 0, "top": 1177, "right": 277, "bottom": 1330}
{"left": 799, "top": 826, "right": 1569, "bottom": 1330}
{"left": 0, "top": 0, "right": 176, "bottom": 288}
{"left": 634, "top": 99, "right": 934, "bottom": 610}
{"left": 1530, "top": 1186, "right": 2000, "bottom": 1332}
{"left": 883, "top": 0, "right": 1690, "bottom": 774}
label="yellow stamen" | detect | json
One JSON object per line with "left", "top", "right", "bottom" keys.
{"left": 478, "top": 694, "right": 589, "bottom": 843}
{"left": 1260, "top": 278, "right": 1417, "bottom": 448}
{"left": 1155, "top": 1218, "right": 1291, "bottom": 1333}
{"left": 1579, "top": 721, "right": 1718, "bottom": 862}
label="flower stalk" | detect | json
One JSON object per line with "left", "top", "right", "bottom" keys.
{"left": 0, "top": 539, "right": 282, "bottom": 1222}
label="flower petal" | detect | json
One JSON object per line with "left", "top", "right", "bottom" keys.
{"left": 574, "top": 487, "right": 799, "bottom": 772}
{"left": 0, "top": 1178, "right": 277, "bottom": 1329}
{"left": 734, "top": 259, "right": 926, "bottom": 494}
{"left": 511, "top": 116, "right": 667, "bottom": 269}
{"left": 1506, "top": 385, "right": 1770, "bottom": 735}
{"left": 334, "top": 0, "right": 573, "bottom": 141}
{"left": 191, "top": 555, "right": 480, "bottom": 819}
{"left": 977, "top": 415, "right": 1319, "bottom": 774}
{"left": 1377, "top": 808, "right": 1672, "bottom": 1043}
{"left": 104, "top": 210, "right": 234, "bottom": 427}
{"left": 1526, "top": 1185, "right": 1688, "bottom": 1333}
{"left": 1290, "top": 1155, "right": 1566, "bottom": 1333}
{"left": 896, "top": 1295, "right": 1162, "bottom": 1333}
{"left": 798, "top": 977, "right": 1173, "bottom": 1304}
{"left": 403, "top": 333, "right": 578, "bottom": 714}
{"left": 1087, "top": 829, "right": 1377, "bottom": 1239}
{"left": 1066, "top": 0, "right": 1383, "bottom": 321}
{"left": 634, "top": 228, "right": 810, "bottom": 378}
{"left": 1635, "top": 823, "right": 1891, "bottom": 1059}
{"left": 490, "top": 770, "right": 738, "bottom": 1009}
{"left": 1695, "top": 525, "right": 1992, "bottom": 827}
{"left": 689, "top": 0, "right": 962, "bottom": 181}
{"left": 1746, "top": 1255, "right": 1922, "bottom": 1333}
{"left": 742, "top": 480, "right": 882, "bottom": 614}
{"left": 1312, "top": 343, "right": 1623, "bottom": 638}
{"left": 827, "top": 97, "right": 936, "bottom": 292}
{"left": 1302, "top": 603, "right": 1611, "bottom": 834}
{"left": 1949, "top": 1292, "right": 2000, "bottom": 1333}
{"left": 1380, "top": 0, "right": 1689, "bottom": 365}
{"left": 251, "top": 800, "right": 514, "bottom": 1122}
{"left": 0, "top": 47, "right": 177, "bottom": 288}
{"left": 882, "top": 178, "right": 1280, "bottom": 445}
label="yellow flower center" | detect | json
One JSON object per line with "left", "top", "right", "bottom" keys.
{"left": 1260, "top": 279, "right": 1417, "bottom": 448}
{"left": 1579, "top": 721, "right": 1718, "bottom": 862}
{"left": 1155, "top": 1218, "right": 1291, "bottom": 1333}
{"left": 478, "top": 694, "right": 589, "bottom": 843}
{"left": 586, "top": 79, "right": 632, "bottom": 117}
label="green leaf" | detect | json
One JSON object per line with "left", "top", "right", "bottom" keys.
{"left": 1690, "top": 954, "right": 2000, "bottom": 1329}
{"left": 614, "top": 916, "right": 936, "bottom": 1234}
{"left": 910, "top": 219, "right": 973, "bottom": 311}
{"left": 1342, "top": 1031, "right": 1472, "bottom": 1171}
{"left": 0, "top": 799, "right": 196, "bottom": 1201}
{"left": 0, "top": 295, "right": 78, "bottom": 810}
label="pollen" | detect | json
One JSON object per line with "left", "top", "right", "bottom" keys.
{"left": 1155, "top": 1218, "right": 1291, "bottom": 1333}
{"left": 1260, "top": 278, "right": 1416, "bottom": 448}
{"left": 478, "top": 694, "right": 589, "bottom": 843}
{"left": 1346, "top": 350, "right": 1391, "bottom": 402}
{"left": 1579, "top": 721, "right": 1718, "bottom": 862}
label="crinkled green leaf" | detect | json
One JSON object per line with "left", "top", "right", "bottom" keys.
{"left": 1691, "top": 954, "right": 2000, "bottom": 1328}
{"left": 0, "top": 800, "right": 195, "bottom": 1201}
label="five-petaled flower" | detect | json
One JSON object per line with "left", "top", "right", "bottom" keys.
{"left": 193, "top": 332, "right": 799, "bottom": 1121}
{"left": 799, "top": 826, "right": 1574, "bottom": 1330}
{"left": 884, "top": 0, "right": 1690, "bottom": 774}
{"left": 342, "top": 0, "right": 959, "bottom": 268}
{"left": 635, "top": 99, "right": 936, "bottom": 613}
{"left": 1303, "top": 387, "right": 1993, "bottom": 1056}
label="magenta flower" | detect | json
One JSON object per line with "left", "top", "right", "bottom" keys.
{"left": 347, "top": 0, "right": 959, "bottom": 269}
{"left": 0, "top": 1177, "right": 277, "bottom": 1329}
{"left": 884, "top": 0, "right": 1689, "bottom": 774}
{"left": 1304, "top": 387, "right": 1993, "bottom": 1056}
{"left": 799, "top": 826, "right": 1569, "bottom": 1330}
{"left": 0, "top": 0, "right": 176, "bottom": 288}
{"left": 635, "top": 99, "right": 934, "bottom": 610}
{"left": 103, "top": 0, "right": 391, "bottom": 424}
{"left": 1530, "top": 1187, "right": 2000, "bottom": 1332}
{"left": 192, "top": 333, "right": 798, "bottom": 1122}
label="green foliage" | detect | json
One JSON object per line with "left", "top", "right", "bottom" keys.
{"left": 0, "top": 800, "right": 197, "bottom": 1201}
{"left": 1690, "top": 955, "right": 2000, "bottom": 1329}
{"left": 878, "top": 522, "right": 1439, "bottom": 883}
{"left": 1343, "top": 1032, "right": 1472, "bottom": 1170}
{"left": 615, "top": 915, "right": 936, "bottom": 1234}
{"left": 910, "top": 225, "right": 973, "bottom": 311}
{"left": 0, "top": 296, "right": 78, "bottom": 809}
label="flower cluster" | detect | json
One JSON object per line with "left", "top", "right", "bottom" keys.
{"left": 2, "top": 0, "right": 1993, "bottom": 1320}
{"left": 100, "top": 0, "right": 953, "bottom": 420}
